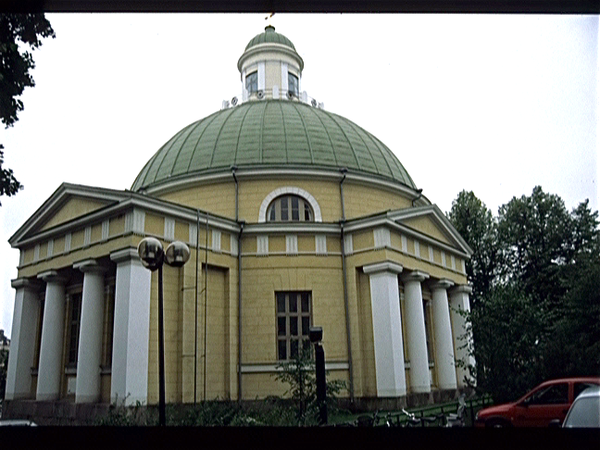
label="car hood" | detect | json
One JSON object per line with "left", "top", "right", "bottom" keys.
{"left": 477, "top": 402, "right": 516, "bottom": 417}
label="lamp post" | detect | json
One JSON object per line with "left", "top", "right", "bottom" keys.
{"left": 138, "top": 237, "right": 190, "bottom": 426}
{"left": 309, "top": 326, "right": 327, "bottom": 425}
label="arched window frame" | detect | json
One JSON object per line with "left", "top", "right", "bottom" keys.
{"left": 258, "top": 187, "right": 322, "bottom": 223}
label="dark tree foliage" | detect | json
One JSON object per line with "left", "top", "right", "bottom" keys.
{"left": 497, "top": 186, "right": 573, "bottom": 307}
{"left": 449, "top": 186, "right": 600, "bottom": 403}
{"left": 0, "top": 13, "right": 55, "bottom": 127}
{"left": 0, "top": 145, "right": 21, "bottom": 205}
{"left": 469, "top": 283, "right": 549, "bottom": 404}
{"left": 448, "top": 190, "right": 498, "bottom": 307}
{"left": 0, "top": 13, "right": 55, "bottom": 203}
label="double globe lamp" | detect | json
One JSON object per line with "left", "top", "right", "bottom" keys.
{"left": 137, "top": 237, "right": 191, "bottom": 426}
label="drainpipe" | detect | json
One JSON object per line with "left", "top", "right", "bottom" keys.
{"left": 231, "top": 166, "right": 243, "bottom": 403}
{"left": 194, "top": 209, "right": 200, "bottom": 404}
{"left": 339, "top": 168, "right": 355, "bottom": 402}
{"left": 237, "top": 221, "right": 245, "bottom": 403}
{"left": 411, "top": 188, "right": 424, "bottom": 207}
{"left": 231, "top": 166, "right": 239, "bottom": 222}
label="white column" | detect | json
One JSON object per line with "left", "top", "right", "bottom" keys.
{"left": 449, "top": 285, "right": 476, "bottom": 388}
{"left": 401, "top": 270, "right": 431, "bottom": 394}
{"left": 364, "top": 262, "right": 406, "bottom": 397}
{"left": 73, "top": 259, "right": 107, "bottom": 403}
{"left": 431, "top": 279, "right": 458, "bottom": 391}
{"left": 5, "top": 279, "right": 41, "bottom": 400}
{"left": 110, "top": 248, "right": 152, "bottom": 405}
{"left": 36, "top": 271, "right": 67, "bottom": 401}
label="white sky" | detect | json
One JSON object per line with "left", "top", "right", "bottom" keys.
{"left": 0, "top": 13, "right": 598, "bottom": 336}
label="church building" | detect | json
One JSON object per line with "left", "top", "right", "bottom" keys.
{"left": 5, "top": 26, "right": 474, "bottom": 419}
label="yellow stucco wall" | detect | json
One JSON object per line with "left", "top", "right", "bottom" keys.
{"left": 156, "top": 177, "right": 416, "bottom": 223}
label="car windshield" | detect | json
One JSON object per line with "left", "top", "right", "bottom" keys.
{"left": 563, "top": 396, "right": 600, "bottom": 428}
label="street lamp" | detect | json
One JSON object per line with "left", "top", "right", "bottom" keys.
{"left": 138, "top": 237, "right": 190, "bottom": 426}
{"left": 309, "top": 326, "right": 327, "bottom": 425}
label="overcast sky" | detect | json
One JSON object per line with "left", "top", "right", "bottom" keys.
{"left": 0, "top": 13, "right": 597, "bottom": 336}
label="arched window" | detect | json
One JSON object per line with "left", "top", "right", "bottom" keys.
{"left": 267, "top": 195, "right": 314, "bottom": 222}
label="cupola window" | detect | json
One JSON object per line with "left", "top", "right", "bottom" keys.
{"left": 246, "top": 71, "right": 258, "bottom": 94}
{"left": 267, "top": 195, "right": 313, "bottom": 222}
{"left": 288, "top": 73, "right": 299, "bottom": 96}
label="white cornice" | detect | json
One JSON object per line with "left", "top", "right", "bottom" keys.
{"left": 10, "top": 185, "right": 240, "bottom": 248}
{"left": 138, "top": 166, "right": 426, "bottom": 203}
{"left": 243, "top": 222, "right": 340, "bottom": 235}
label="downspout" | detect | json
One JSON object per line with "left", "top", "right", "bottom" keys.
{"left": 411, "top": 188, "right": 424, "bottom": 207}
{"left": 339, "top": 167, "right": 355, "bottom": 402}
{"left": 203, "top": 212, "right": 209, "bottom": 400}
{"left": 231, "top": 166, "right": 243, "bottom": 403}
{"left": 237, "top": 221, "right": 244, "bottom": 403}
{"left": 194, "top": 209, "right": 200, "bottom": 405}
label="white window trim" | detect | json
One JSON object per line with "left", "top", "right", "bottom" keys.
{"left": 258, "top": 187, "right": 322, "bottom": 223}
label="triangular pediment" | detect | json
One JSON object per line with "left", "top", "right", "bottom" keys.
{"left": 388, "top": 205, "right": 473, "bottom": 256}
{"left": 401, "top": 215, "right": 452, "bottom": 245}
{"left": 38, "top": 196, "right": 112, "bottom": 232}
{"left": 9, "top": 183, "right": 130, "bottom": 246}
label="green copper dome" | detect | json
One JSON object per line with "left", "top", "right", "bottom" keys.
{"left": 245, "top": 25, "right": 296, "bottom": 51}
{"left": 131, "top": 100, "right": 417, "bottom": 192}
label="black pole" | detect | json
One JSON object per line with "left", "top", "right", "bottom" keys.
{"left": 315, "top": 343, "right": 327, "bottom": 425}
{"left": 158, "top": 264, "right": 166, "bottom": 426}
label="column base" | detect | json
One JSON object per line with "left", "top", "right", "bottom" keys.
{"left": 76, "top": 394, "right": 101, "bottom": 404}
{"left": 35, "top": 393, "right": 60, "bottom": 401}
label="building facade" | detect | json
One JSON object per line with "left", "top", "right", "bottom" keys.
{"left": 5, "top": 26, "right": 474, "bottom": 414}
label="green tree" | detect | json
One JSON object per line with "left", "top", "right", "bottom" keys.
{"left": 497, "top": 186, "right": 572, "bottom": 307}
{"left": 274, "top": 347, "right": 347, "bottom": 425}
{"left": 0, "top": 13, "right": 55, "bottom": 203}
{"left": 450, "top": 187, "right": 600, "bottom": 402}
{"left": 448, "top": 190, "right": 499, "bottom": 307}
{"left": 469, "top": 283, "right": 551, "bottom": 403}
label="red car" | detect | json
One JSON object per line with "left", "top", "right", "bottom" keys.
{"left": 474, "top": 377, "right": 600, "bottom": 427}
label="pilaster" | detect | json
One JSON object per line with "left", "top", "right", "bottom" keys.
{"left": 110, "top": 247, "right": 152, "bottom": 405}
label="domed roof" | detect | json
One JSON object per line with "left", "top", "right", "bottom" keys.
{"left": 245, "top": 25, "right": 296, "bottom": 51}
{"left": 131, "top": 100, "right": 417, "bottom": 192}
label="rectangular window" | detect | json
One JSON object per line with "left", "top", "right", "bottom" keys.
{"left": 423, "top": 300, "right": 434, "bottom": 364}
{"left": 291, "top": 196, "right": 299, "bottom": 221}
{"left": 276, "top": 291, "right": 311, "bottom": 360}
{"left": 280, "top": 198, "right": 288, "bottom": 221}
{"left": 67, "top": 292, "right": 82, "bottom": 366}
{"left": 246, "top": 71, "right": 258, "bottom": 94}
{"left": 288, "top": 73, "right": 299, "bottom": 96}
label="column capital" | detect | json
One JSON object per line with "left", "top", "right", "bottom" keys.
{"left": 450, "top": 284, "right": 473, "bottom": 296}
{"left": 363, "top": 261, "right": 403, "bottom": 275}
{"left": 74, "top": 259, "right": 107, "bottom": 274}
{"left": 11, "top": 278, "right": 42, "bottom": 291}
{"left": 110, "top": 247, "right": 141, "bottom": 264}
{"left": 430, "top": 278, "right": 455, "bottom": 291}
{"left": 37, "top": 270, "right": 67, "bottom": 284}
{"left": 401, "top": 270, "right": 429, "bottom": 283}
